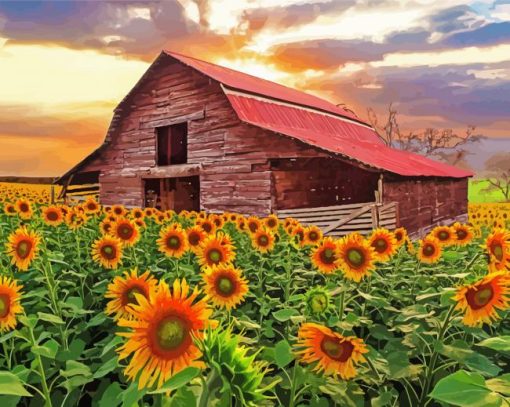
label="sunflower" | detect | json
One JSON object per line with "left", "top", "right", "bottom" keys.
{"left": 144, "top": 207, "right": 155, "bottom": 218}
{"left": 209, "top": 214, "right": 224, "bottom": 229}
{"left": 186, "top": 226, "right": 206, "bottom": 254}
{"left": 134, "top": 219, "right": 146, "bottom": 229}
{"left": 452, "top": 223, "right": 473, "bottom": 246}
{"left": 264, "top": 214, "right": 280, "bottom": 231}
{"left": 6, "top": 226, "right": 41, "bottom": 271}
{"left": 294, "top": 323, "right": 368, "bottom": 379}
{"left": 197, "top": 234, "right": 235, "bottom": 268}
{"left": 83, "top": 197, "right": 101, "bottom": 215}
{"left": 3, "top": 203, "right": 17, "bottom": 216}
{"left": 0, "top": 276, "right": 23, "bottom": 332}
{"left": 431, "top": 225, "right": 455, "bottom": 246}
{"left": 251, "top": 229, "right": 275, "bottom": 253}
{"left": 105, "top": 269, "right": 157, "bottom": 320}
{"left": 236, "top": 217, "right": 247, "bottom": 232}
{"left": 100, "top": 219, "right": 114, "bottom": 235}
{"left": 454, "top": 272, "right": 510, "bottom": 327}
{"left": 112, "top": 204, "right": 127, "bottom": 217}
{"left": 15, "top": 198, "right": 33, "bottom": 220}
{"left": 368, "top": 228, "right": 397, "bottom": 262}
{"left": 393, "top": 227, "right": 408, "bottom": 248}
{"left": 197, "top": 219, "right": 215, "bottom": 235}
{"left": 417, "top": 237, "right": 442, "bottom": 264}
{"left": 157, "top": 224, "right": 188, "bottom": 258}
{"left": 485, "top": 229, "right": 510, "bottom": 272}
{"left": 117, "top": 279, "right": 213, "bottom": 390}
{"left": 131, "top": 208, "right": 145, "bottom": 220}
{"left": 304, "top": 226, "right": 323, "bottom": 246}
{"left": 337, "top": 234, "right": 376, "bottom": 282}
{"left": 291, "top": 225, "right": 306, "bottom": 246}
{"left": 41, "top": 206, "right": 64, "bottom": 226}
{"left": 311, "top": 238, "right": 340, "bottom": 274}
{"left": 65, "top": 210, "right": 88, "bottom": 230}
{"left": 202, "top": 265, "right": 249, "bottom": 310}
{"left": 247, "top": 216, "right": 261, "bottom": 234}
{"left": 113, "top": 218, "right": 140, "bottom": 246}
{"left": 91, "top": 235, "right": 123, "bottom": 269}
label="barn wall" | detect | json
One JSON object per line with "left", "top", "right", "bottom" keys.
{"left": 383, "top": 177, "right": 469, "bottom": 234}
{"left": 270, "top": 157, "right": 379, "bottom": 210}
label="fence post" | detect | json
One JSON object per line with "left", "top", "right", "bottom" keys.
{"left": 50, "top": 185, "right": 55, "bottom": 204}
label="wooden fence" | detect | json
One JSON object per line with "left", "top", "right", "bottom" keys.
{"left": 276, "top": 201, "right": 399, "bottom": 236}
{"left": 64, "top": 183, "right": 100, "bottom": 203}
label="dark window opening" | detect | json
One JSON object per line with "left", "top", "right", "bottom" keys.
{"left": 157, "top": 122, "right": 188, "bottom": 165}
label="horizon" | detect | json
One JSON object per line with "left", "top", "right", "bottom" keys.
{"left": 1, "top": 0, "right": 510, "bottom": 176}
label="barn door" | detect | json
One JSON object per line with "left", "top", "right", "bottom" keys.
{"left": 148, "top": 176, "right": 199, "bottom": 212}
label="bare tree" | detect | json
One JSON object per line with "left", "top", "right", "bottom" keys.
{"left": 366, "top": 104, "right": 483, "bottom": 165}
{"left": 483, "top": 153, "right": 510, "bottom": 201}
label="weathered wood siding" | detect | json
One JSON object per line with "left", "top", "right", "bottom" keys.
{"left": 383, "top": 177, "right": 468, "bottom": 234}
{"left": 270, "top": 157, "right": 379, "bottom": 210}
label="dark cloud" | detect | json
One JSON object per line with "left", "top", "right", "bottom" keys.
{"left": 430, "top": 5, "right": 484, "bottom": 33}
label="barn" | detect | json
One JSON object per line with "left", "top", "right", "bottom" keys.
{"left": 56, "top": 50, "right": 472, "bottom": 236}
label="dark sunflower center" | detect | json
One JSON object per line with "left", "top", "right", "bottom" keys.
{"left": 309, "top": 231, "right": 319, "bottom": 241}
{"left": 19, "top": 203, "right": 29, "bottom": 212}
{"left": 309, "top": 293, "right": 328, "bottom": 314}
{"left": 7, "top": 206, "right": 15, "bottom": 213}
{"left": 258, "top": 235, "right": 269, "bottom": 246}
{"left": 423, "top": 244, "right": 436, "bottom": 257}
{"left": 202, "top": 223, "right": 212, "bottom": 233}
{"left": 466, "top": 284, "right": 494, "bottom": 310}
{"left": 188, "top": 232, "right": 200, "bottom": 246}
{"left": 268, "top": 219, "right": 277, "bottom": 228}
{"left": 101, "top": 245, "right": 116, "bottom": 260}
{"left": 346, "top": 248, "right": 364, "bottom": 268}
{"left": 16, "top": 240, "right": 32, "bottom": 259}
{"left": 87, "top": 203, "right": 96, "bottom": 210}
{"left": 319, "top": 248, "right": 336, "bottom": 265}
{"left": 297, "top": 231, "right": 304, "bottom": 241}
{"left": 0, "top": 294, "right": 10, "bottom": 318}
{"left": 156, "top": 317, "right": 187, "bottom": 350}
{"left": 208, "top": 248, "right": 222, "bottom": 264}
{"left": 119, "top": 225, "right": 134, "bottom": 240}
{"left": 104, "top": 224, "right": 112, "bottom": 233}
{"left": 372, "top": 238, "right": 388, "bottom": 253}
{"left": 321, "top": 337, "right": 354, "bottom": 362}
{"left": 249, "top": 223, "right": 258, "bottom": 233}
{"left": 490, "top": 243, "right": 504, "bottom": 261}
{"left": 114, "top": 209, "right": 122, "bottom": 215}
{"left": 437, "top": 231, "right": 450, "bottom": 241}
{"left": 166, "top": 236, "right": 181, "bottom": 249}
{"left": 456, "top": 229, "right": 468, "bottom": 240}
{"left": 216, "top": 276, "right": 235, "bottom": 296}
{"left": 395, "top": 232, "right": 403, "bottom": 241}
{"left": 46, "top": 211, "right": 59, "bottom": 221}
{"left": 125, "top": 286, "right": 145, "bottom": 305}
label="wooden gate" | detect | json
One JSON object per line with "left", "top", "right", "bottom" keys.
{"left": 276, "top": 201, "right": 399, "bottom": 236}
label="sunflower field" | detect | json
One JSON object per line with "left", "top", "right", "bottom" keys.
{"left": 0, "top": 184, "right": 509, "bottom": 407}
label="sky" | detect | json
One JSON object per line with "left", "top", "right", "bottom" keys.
{"left": 0, "top": 0, "right": 509, "bottom": 176}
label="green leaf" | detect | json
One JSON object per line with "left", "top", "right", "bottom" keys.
{"left": 32, "top": 338, "right": 59, "bottom": 359}
{"left": 93, "top": 357, "right": 119, "bottom": 379}
{"left": 477, "top": 336, "right": 510, "bottom": 353}
{"left": 274, "top": 340, "right": 294, "bottom": 368}
{"left": 99, "top": 382, "right": 122, "bottom": 407}
{"left": 60, "top": 360, "right": 92, "bottom": 378}
{"left": 147, "top": 367, "right": 200, "bottom": 394}
{"left": 429, "top": 370, "right": 503, "bottom": 407}
{"left": 486, "top": 374, "right": 510, "bottom": 397}
{"left": 272, "top": 308, "right": 298, "bottom": 322}
{"left": 0, "top": 371, "right": 32, "bottom": 397}
{"left": 37, "top": 312, "right": 65, "bottom": 325}
{"left": 169, "top": 385, "right": 197, "bottom": 407}
{"left": 122, "top": 382, "right": 147, "bottom": 406}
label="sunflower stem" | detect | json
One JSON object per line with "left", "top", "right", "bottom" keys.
{"left": 28, "top": 323, "right": 53, "bottom": 407}
{"left": 338, "top": 289, "right": 346, "bottom": 322}
{"left": 418, "top": 304, "right": 456, "bottom": 407}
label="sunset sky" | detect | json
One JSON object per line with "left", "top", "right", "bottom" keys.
{"left": 0, "top": 0, "right": 509, "bottom": 176}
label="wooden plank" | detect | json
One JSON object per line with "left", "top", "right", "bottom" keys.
{"left": 323, "top": 204, "right": 374, "bottom": 234}
{"left": 142, "top": 164, "right": 201, "bottom": 179}
{"left": 276, "top": 201, "right": 374, "bottom": 216}
{"left": 139, "top": 110, "right": 205, "bottom": 129}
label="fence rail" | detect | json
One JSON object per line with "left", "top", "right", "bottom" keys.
{"left": 276, "top": 201, "right": 399, "bottom": 236}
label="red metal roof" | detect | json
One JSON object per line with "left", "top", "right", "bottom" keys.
{"left": 164, "top": 50, "right": 363, "bottom": 123}
{"left": 226, "top": 93, "right": 473, "bottom": 178}
{"left": 166, "top": 51, "right": 472, "bottom": 178}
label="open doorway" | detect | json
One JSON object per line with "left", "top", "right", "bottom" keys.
{"left": 144, "top": 176, "right": 200, "bottom": 212}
